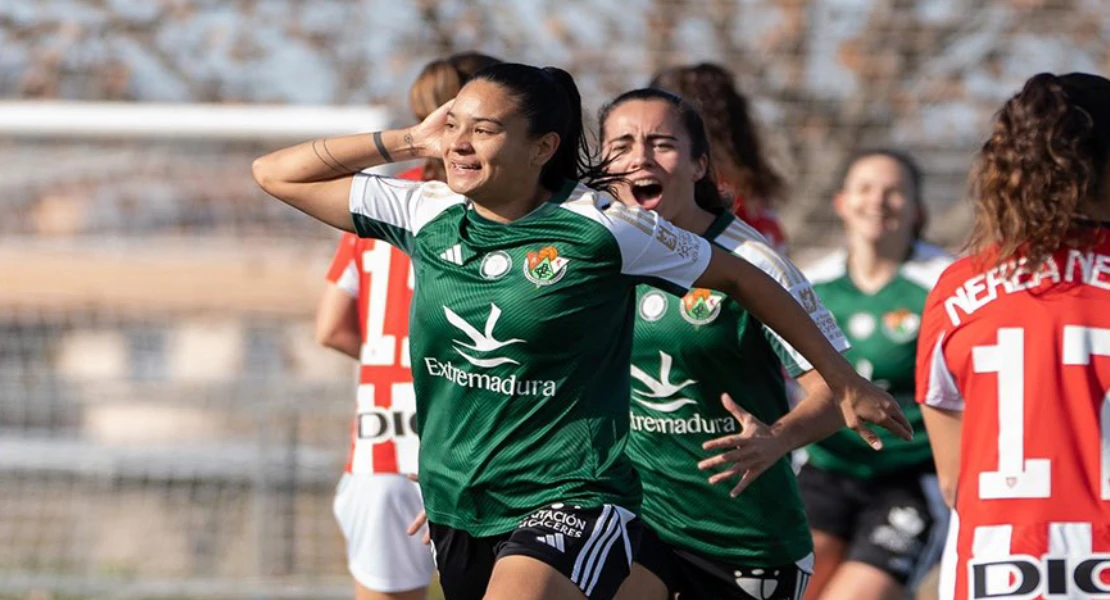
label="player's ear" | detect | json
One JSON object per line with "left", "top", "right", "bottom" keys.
{"left": 531, "top": 132, "right": 560, "bottom": 168}
{"left": 693, "top": 153, "right": 708, "bottom": 181}
{"left": 832, "top": 190, "right": 849, "bottom": 220}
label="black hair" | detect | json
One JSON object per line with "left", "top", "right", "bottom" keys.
{"left": 598, "top": 88, "right": 727, "bottom": 212}
{"left": 472, "top": 63, "right": 614, "bottom": 193}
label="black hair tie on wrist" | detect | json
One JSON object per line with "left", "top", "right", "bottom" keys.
{"left": 373, "top": 131, "right": 394, "bottom": 163}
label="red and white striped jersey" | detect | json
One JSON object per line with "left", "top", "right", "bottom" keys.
{"left": 916, "top": 233, "right": 1110, "bottom": 599}
{"left": 326, "top": 166, "right": 422, "bottom": 475}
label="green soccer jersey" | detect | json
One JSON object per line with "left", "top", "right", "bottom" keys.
{"left": 802, "top": 242, "right": 952, "bottom": 480}
{"left": 348, "top": 174, "right": 712, "bottom": 536}
{"left": 627, "top": 212, "right": 850, "bottom": 566}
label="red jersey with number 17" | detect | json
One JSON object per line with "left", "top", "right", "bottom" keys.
{"left": 325, "top": 166, "right": 423, "bottom": 475}
{"left": 915, "top": 232, "right": 1110, "bottom": 600}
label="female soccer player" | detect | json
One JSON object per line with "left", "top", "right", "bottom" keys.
{"left": 253, "top": 62, "right": 908, "bottom": 600}
{"left": 650, "top": 63, "right": 788, "bottom": 250}
{"left": 917, "top": 72, "right": 1110, "bottom": 600}
{"left": 598, "top": 87, "right": 863, "bottom": 600}
{"left": 799, "top": 150, "right": 951, "bottom": 600}
{"left": 315, "top": 51, "right": 500, "bottom": 600}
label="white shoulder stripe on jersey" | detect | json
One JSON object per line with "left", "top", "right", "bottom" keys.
{"left": 801, "top": 243, "right": 952, "bottom": 288}
{"left": 924, "top": 333, "right": 965, "bottom": 411}
{"left": 608, "top": 206, "right": 654, "bottom": 236}
{"left": 901, "top": 241, "right": 954, "bottom": 290}
{"left": 714, "top": 218, "right": 849, "bottom": 366}
{"left": 801, "top": 249, "right": 848, "bottom": 284}
{"left": 349, "top": 174, "right": 465, "bottom": 236}
{"left": 716, "top": 221, "right": 807, "bottom": 287}
{"left": 336, "top": 261, "right": 359, "bottom": 297}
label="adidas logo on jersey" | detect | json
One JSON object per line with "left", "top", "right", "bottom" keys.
{"left": 535, "top": 533, "right": 566, "bottom": 552}
{"left": 439, "top": 244, "right": 463, "bottom": 265}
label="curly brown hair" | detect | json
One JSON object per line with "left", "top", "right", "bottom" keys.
{"left": 649, "top": 63, "right": 786, "bottom": 210}
{"left": 968, "top": 72, "right": 1110, "bottom": 266}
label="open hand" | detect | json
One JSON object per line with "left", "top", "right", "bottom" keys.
{"left": 698, "top": 394, "right": 790, "bottom": 498}
{"left": 406, "top": 100, "right": 454, "bottom": 160}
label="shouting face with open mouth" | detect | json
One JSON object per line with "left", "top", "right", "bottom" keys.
{"left": 601, "top": 97, "right": 707, "bottom": 222}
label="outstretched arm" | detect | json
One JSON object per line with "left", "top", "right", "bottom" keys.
{"left": 251, "top": 102, "right": 450, "bottom": 231}
{"left": 695, "top": 247, "right": 912, "bottom": 441}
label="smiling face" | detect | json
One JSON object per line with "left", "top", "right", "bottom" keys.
{"left": 601, "top": 98, "right": 707, "bottom": 222}
{"left": 835, "top": 154, "right": 919, "bottom": 245}
{"left": 442, "top": 79, "right": 557, "bottom": 205}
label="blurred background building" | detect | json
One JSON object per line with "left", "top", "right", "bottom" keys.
{"left": 1, "top": 0, "right": 1107, "bottom": 598}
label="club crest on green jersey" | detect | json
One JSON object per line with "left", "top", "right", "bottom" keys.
{"left": 680, "top": 288, "right": 724, "bottom": 325}
{"left": 524, "top": 245, "right": 569, "bottom": 286}
{"left": 480, "top": 251, "right": 513, "bottom": 280}
{"left": 881, "top": 308, "right": 920, "bottom": 343}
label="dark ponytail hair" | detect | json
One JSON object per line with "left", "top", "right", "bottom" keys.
{"left": 473, "top": 63, "right": 599, "bottom": 193}
{"left": 598, "top": 88, "right": 727, "bottom": 212}
{"left": 969, "top": 72, "right": 1110, "bottom": 266}
{"left": 837, "top": 148, "right": 927, "bottom": 240}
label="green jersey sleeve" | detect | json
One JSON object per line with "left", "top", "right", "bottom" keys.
{"left": 348, "top": 174, "right": 465, "bottom": 254}
{"left": 711, "top": 216, "right": 849, "bottom": 377}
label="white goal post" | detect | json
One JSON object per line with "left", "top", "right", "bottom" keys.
{"left": 1, "top": 100, "right": 395, "bottom": 317}
{"left": 0, "top": 100, "right": 391, "bottom": 140}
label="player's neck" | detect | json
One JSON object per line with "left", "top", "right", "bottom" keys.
{"left": 471, "top": 184, "right": 554, "bottom": 223}
{"left": 846, "top": 235, "right": 912, "bottom": 294}
{"left": 670, "top": 206, "right": 717, "bottom": 237}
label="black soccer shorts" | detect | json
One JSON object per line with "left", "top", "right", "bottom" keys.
{"left": 429, "top": 502, "right": 640, "bottom": 600}
{"left": 635, "top": 523, "right": 813, "bottom": 600}
{"left": 797, "top": 463, "right": 946, "bottom": 585}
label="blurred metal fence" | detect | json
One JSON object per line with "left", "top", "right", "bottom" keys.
{"left": 0, "top": 136, "right": 372, "bottom": 599}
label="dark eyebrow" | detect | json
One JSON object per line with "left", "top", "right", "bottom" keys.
{"left": 604, "top": 133, "right": 679, "bottom": 144}
{"left": 446, "top": 111, "right": 505, "bottom": 128}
